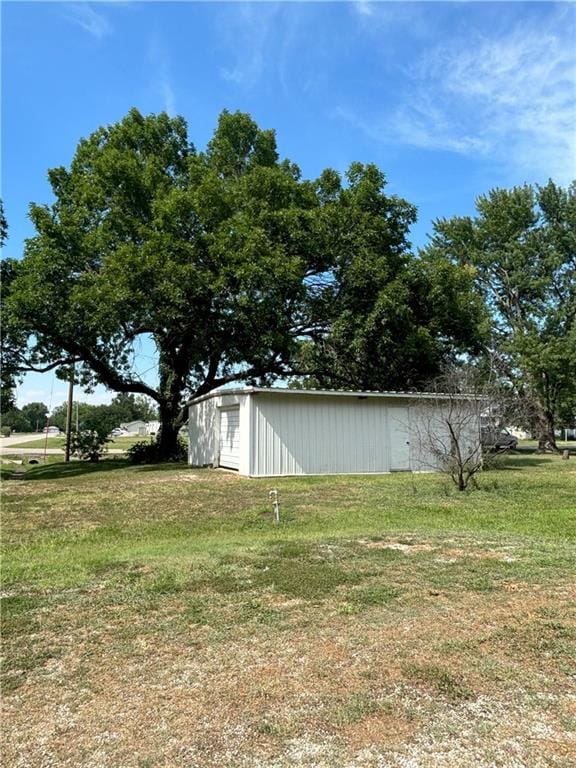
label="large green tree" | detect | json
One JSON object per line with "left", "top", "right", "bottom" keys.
{"left": 21, "top": 402, "right": 49, "bottom": 432}
{"left": 2, "top": 408, "right": 32, "bottom": 433}
{"left": 0, "top": 199, "right": 20, "bottom": 414}
{"left": 48, "top": 394, "right": 157, "bottom": 435}
{"left": 107, "top": 393, "right": 158, "bottom": 425}
{"left": 292, "top": 164, "right": 487, "bottom": 390}
{"left": 4, "top": 109, "right": 485, "bottom": 458}
{"left": 49, "top": 401, "right": 121, "bottom": 435}
{"left": 5, "top": 109, "right": 328, "bottom": 456}
{"left": 428, "top": 181, "right": 576, "bottom": 449}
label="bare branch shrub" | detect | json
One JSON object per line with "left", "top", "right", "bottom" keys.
{"left": 410, "top": 366, "right": 516, "bottom": 491}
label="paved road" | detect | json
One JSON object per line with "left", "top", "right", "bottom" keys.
{"left": 0, "top": 435, "right": 125, "bottom": 457}
{"left": 1, "top": 447, "right": 66, "bottom": 456}
{"left": 0, "top": 433, "right": 42, "bottom": 448}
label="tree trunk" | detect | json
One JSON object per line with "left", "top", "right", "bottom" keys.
{"left": 156, "top": 403, "right": 184, "bottom": 460}
{"left": 154, "top": 350, "right": 188, "bottom": 461}
{"left": 537, "top": 409, "right": 558, "bottom": 452}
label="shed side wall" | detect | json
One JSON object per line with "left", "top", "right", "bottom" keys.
{"left": 188, "top": 397, "right": 218, "bottom": 467}
{"left": 189, "top": 393, "right": 250, "bottom": 470}
{"left": 251, "top": 395, "right": 394, "bottom": 476}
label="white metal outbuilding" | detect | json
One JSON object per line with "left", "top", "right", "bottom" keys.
{"left": 188, "top": 387, "right": 478, "bottom": 477}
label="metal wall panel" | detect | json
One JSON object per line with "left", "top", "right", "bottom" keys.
{"left": 251, "top": 394, "right": 393, "bottom": 476}
{"left": 188, "top": 396, "right": 218, "bottom": 466}
{"left": 388, "top": 406, "right": 411, "bottom": 471}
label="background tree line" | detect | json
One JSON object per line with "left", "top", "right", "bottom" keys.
{"left": 1, "top": 109, "right": 574, "bottom": 456}
{"left": 2, "top": 394, "right": 157, "bottom": 436}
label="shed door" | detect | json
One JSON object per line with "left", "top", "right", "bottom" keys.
{"left": 219, "top": 407, "right": 240, "bottom": 470}
{"left": 389, "top": 406, "right": 411, "bottom": 471}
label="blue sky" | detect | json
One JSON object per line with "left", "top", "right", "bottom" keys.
{"left": 2, "top": 1, "right": 575, "bottom": 409}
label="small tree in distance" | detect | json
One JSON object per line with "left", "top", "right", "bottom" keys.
{"left": 70, "top": 430, "right": 110, "bottom": 462}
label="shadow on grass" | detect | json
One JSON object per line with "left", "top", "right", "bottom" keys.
{"left": 515, "top": 445, "right": 574, "bottom": 456}
{"left": 486, "top": 455, "right": 556, "bottom": 471}
{"left": 20, "top": 458, "right": 133, "bottom": 481}
{"left": 134, "top": 462, "right": 190, "bottom": 473}
{"left": 14, "top": 457, "right": 201, "bottom": 482}
{"left": 1, "top": 467, "right": 17, "bottom": 482}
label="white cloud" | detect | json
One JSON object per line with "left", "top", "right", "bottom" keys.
{"left": 217, "top": 4, "right": 300, "bottom": 91}
{"left": 218, "top": 5, "right": 275, "bottom": 88}
{"left": 148, "top": 38, "right": 176, "bottom": 115}
{"left": 338, "top": 11, "right": 576, "bottom": 183}
{"left": 406, "top": 23, "right": 576, "bottom": 180}
{"left": 354, "top": 1, "right": 374, "bottom": 18}
{"left": 62, "top": 3, "right": 111, "bottom": 40}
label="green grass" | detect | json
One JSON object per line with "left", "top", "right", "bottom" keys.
{"left": 2, "top": 455, "right": 574, "bottom": 592}
{"left": 401, "top": 663, "right": 474, "bottom": 701}
{"left": 2, "top": 454, "right": 575, "bottom": 766}
{"left": 6, "top": 434, "right": 151, "bottom": 450}
{"left": 517, "top": 439, "right": 574, "bottom": 450}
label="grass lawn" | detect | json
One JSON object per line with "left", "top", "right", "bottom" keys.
{"left": 517, "top": 439, "right": 574, "bottom": 451}
{"left": 2, "top": 455, "right": 575, "bottom": 767}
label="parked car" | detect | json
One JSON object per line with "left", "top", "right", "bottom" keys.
{"left": 481, "top": 427, "right": 518, "bottom": 451}
{"left": 110, "top": 427, "right": 128, "bottom": 437}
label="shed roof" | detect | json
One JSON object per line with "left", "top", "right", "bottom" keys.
{"left": 187, "top": 386, "right": 475, "bottom": 407}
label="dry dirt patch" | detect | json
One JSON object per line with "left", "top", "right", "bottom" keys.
{"left": 359, "top": 537, "right": 518, "bottom": 562}
{"left": 3, "top": 581, "right": 575, "bottom": 767}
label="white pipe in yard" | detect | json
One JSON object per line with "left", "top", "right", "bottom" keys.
{"left": 269, "top": 489, "right": 280, "bottom": 523}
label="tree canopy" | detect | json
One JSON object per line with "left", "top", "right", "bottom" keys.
{"left": 296, "top": 169, "right": 487, "bottom": 391}
{"left": 2, "top": 401, "right": 48, "bottom": 433}
{"left": 428, "top": 181, "right": 576, "bottom": 448}
{"left": 0, "top": 199, "right": 20, "bottom": 413}
{"left": 4, "top": 108, "right": 486, "bottom": 457}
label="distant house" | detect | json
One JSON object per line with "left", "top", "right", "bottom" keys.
{"left": 188, "top": 387, "right": 480, "bottom": 477}
{"left": 120, "top": 420, "right": 159, "bottom": 436}
{"left": 43, "top": 425, "right": 61, "bottom": 436}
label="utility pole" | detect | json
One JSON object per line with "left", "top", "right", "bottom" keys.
{"left": 64, "top": 365, "right": 75, "bottom": 463}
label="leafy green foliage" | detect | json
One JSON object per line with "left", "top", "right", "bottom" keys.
{"left": 429, "top": 181, "right": 576, "bottom": 448}
{"left": 2, "top": 408, "right": 33, "bottom": 432}
{"left": 4, "top": 109, "right": 326, "bottom": 457}
{"left": 5, "top": 109, "right": 485, "bottom": 459}
{"left": 49, "top": 394, "right": 156, "bottom": 434}
{"left": 21, "top": 402, "right": 48, "bottom": 431}
{"left": 127, "top": 436, "right": 186, "bottom": 464}
{"left": 108, "top": 393, "right": 157, "bottom": 424}
{"left": 0, "top": 199, "right": 7, "bottom": 246}
{"left": 293, "top": 165, "right": 487, "bottom": 390}
{"left": 0, "top": 201, "right": 15, "bottom": 412}
{"left": 0, "top": 258, "right": 27, "bottom": 414}
{"left": 69, "top": 430, "right": 110, "bottom": 462}
{"left": 2, "top": 402, "right": 49, "bottom": 435}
